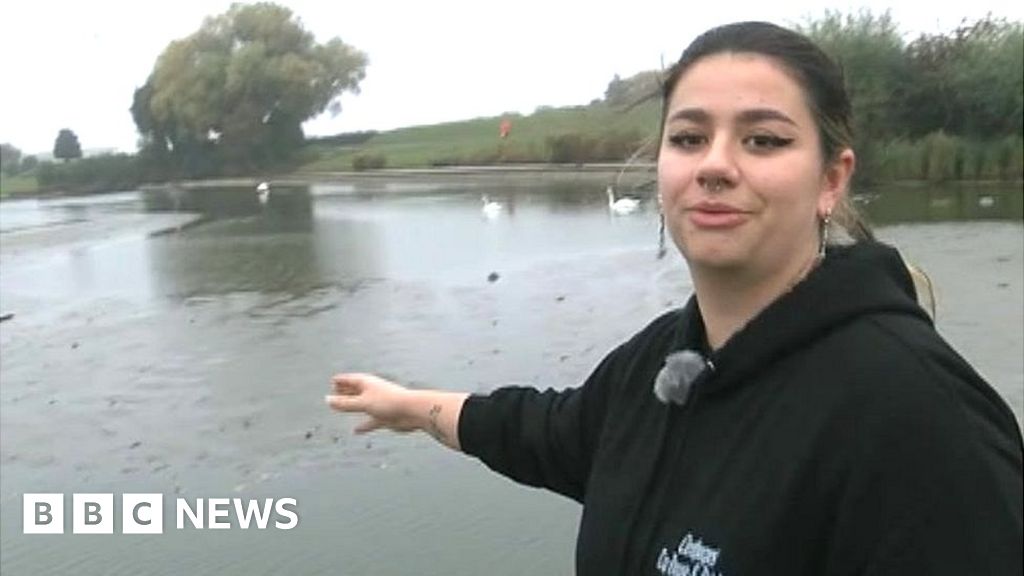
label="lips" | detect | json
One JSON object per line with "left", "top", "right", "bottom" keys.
{"left": 685, "top": 201, "right": 750, "bottom": 229}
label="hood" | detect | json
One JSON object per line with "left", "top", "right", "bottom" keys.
{"left": 671, "top": 241, "right": 933, "bottom": 400}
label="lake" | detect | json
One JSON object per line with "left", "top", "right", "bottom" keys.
{"left": 1, "top": 176, "right": 1021, "bottom": 575}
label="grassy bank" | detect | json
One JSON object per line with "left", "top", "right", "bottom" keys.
{"left": 299, "top": 102, "right": 1023, "bottom": 186}
{"left": 0, "top": 173, "right": 39, "bottom": 198}
{"left": 5, "top": 102, "right": 1021, "bottom": 199}
{"left": 299, "top": 101, "right": 662, "bottom": 171}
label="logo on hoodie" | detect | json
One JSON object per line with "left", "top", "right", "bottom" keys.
{"left": 656, "top": 531, "right": 725, "bottom": 576}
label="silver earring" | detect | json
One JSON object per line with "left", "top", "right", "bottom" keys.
{"left": 657, "top": 210, "right": 667, "bottom": 259}
{"left": 818, "top": 210, "right": 832, "bottom": 259}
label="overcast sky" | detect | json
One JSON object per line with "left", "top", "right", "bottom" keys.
{"left": 1, "top": 0, "right": 1020, "bottom": 155}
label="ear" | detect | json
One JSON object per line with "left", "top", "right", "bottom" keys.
{"left": 819, "top": 149, "right": 855, "bottom": 217}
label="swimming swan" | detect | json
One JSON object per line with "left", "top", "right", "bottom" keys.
{"left": 482, "top": 195, "right": 502, "bottom": 219}
{"left": 607, "top": 185, "right": 639, "bottom": 215}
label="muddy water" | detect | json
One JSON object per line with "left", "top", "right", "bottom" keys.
{"left": 1, "top": 179, "right": 1020, "bottom": 575}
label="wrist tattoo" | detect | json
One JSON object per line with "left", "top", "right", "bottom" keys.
{"left": 427, "top": 404, "right": 445, "bottom": 442}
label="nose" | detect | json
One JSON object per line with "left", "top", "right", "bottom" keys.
{"left": 695, "top": 134, "right": 738, "bottom": 191}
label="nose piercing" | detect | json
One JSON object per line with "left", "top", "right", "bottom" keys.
{"left": 703, "top": 178, "right": 726, "bottom": 193}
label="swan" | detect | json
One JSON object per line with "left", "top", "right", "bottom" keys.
{"left": 606, "top": 185, "right": 639, "bottom": 215}
{"left": 482, "top": 195, "right": 502, "bottom": 219}
{"left": 257, "top": 181, "right": 270, "bottom": 205}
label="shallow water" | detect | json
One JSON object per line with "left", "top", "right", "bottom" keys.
{"left": 1, "top": 179, "right": 1020, "bottom": 575}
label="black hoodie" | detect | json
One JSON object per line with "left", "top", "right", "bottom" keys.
{"left": 458, "top": 241, "right": 1023, "bottom": 575}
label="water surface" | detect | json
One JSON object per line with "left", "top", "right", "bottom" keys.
{"left": 1, "top": 178, "right": 1020, "bottom": 575}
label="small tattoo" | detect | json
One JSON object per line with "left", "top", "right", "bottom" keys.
{"left": 428, "top": 404, "right": 445, "bottom": 441}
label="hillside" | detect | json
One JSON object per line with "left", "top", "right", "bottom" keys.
{"left": 298, "top": 99, "right": 662, "bottom": 172}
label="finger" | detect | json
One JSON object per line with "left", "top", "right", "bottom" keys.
{"left": 354, "top": 418, "right": 383, "bottom": 434}
{"left": 332, "top": 373, "right": 370, "bottom": 394}
{"left": 332, "top": 380, "right": 361, "bottom": 395}
{"left": 325, "top": 394, "right": 364, "bottom": 413}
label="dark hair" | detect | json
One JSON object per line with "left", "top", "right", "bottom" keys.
{"left": 659, "top": 21, "right": 872, "bottom": 240}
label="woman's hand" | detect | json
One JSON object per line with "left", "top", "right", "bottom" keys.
{"left": 326, "top": 373, "right": 419, "bottom": 434}
{"left": 325, "top": 372, "right": 468, "bottom": 450}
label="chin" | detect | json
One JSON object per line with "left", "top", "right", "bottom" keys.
{"left": 679, "top": 243, "right": 748, "bottom": 271}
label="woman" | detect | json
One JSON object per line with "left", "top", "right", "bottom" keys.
{"left": 326, "top": 22, "right": 1023, "bottom": 574}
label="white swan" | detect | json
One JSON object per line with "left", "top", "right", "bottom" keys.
{"left": 607, "top": 185, "right": 639, "bottom": 215}
{"left": 257, "top": 181, "right": 270, "bottom": 205}
{"left": 482, "top": 195, "right": 502, "bottom": 219}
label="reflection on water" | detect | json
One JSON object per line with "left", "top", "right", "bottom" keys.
{"left": 858, "top": 182, "right": 1023, "bottom": 224}
{"left": 0, "top": 178, "right": 1021, "bottom": 576}
{"left": 40, "top": 180, "right": 665, "bottom": 300}
{"left": 4, "top": 181, "right": 1018, "bottom": 304}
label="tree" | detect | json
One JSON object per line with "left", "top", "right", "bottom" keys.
{"left": 801, "top": 10, "right": 907, "bottom": 139}
{"left": 132, "top": 2, "right": 368, "bottom": 175}
{"left": 604, "top": 71, "right": 662, "bottom": 108}
{"left": 902, "top": 17, "right": 1023, "bottom": 138}
{"left": 53, "top": 129, "right": 82, "bottom": 162}
{"left": 800, "top": 11, "right": 909, "bottom": 182}
{"left": 1, "top": 143, "right": 22, "bottom": 174}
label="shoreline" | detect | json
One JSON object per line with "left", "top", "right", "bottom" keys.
{"left": 4, "top": 163, "right": 1021, "bottom": 201}
{"left": 137, "top": 163, "right": 658, "bottom": 193}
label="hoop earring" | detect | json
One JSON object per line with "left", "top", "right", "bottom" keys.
{"left": 818, "top": 210, "right": 832, "bottom": 259}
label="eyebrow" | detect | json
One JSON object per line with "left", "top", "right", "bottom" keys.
{"left": 666, "top": 107, "right": 798, "bottom": 127}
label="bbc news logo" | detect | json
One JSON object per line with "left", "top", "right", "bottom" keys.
{"left": 24, "top": 493, "right": 299, "bottom": 534}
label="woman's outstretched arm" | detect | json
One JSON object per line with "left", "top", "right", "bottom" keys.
{"left": 325, "top": 372, "right": 469, "bottom": 451}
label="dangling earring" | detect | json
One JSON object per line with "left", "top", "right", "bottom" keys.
{"left": 656, "top": 193, "right": 667, "bottom": 260}
{"left": 818, "top": 209, "right": 832, "bottom": 259}
{"left": 657, "top": 210, "right": 667, "bottom": 259}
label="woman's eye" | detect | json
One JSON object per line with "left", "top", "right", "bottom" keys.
{"left": 744, "top": 134, "right": 794, "bottom": 151}
{"left": 667, "top": 133, "right": 706, "bottom": 149}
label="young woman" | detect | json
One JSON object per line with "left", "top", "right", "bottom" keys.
{"left": 326, "top": 22, "right": 1022, "bottom": 575}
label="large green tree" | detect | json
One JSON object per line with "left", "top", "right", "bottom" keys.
{"left": 800, "top": 11, "right": 908, "bottom": 182}
{"left": 132, "top": 2, "right": 368, "bottom": 175}
{"left": 801, "top": 10, "right": 907, "bottom": 139}
{"left": 53, "top": 129, "right": 83, "bottom": 162}
{"left": 902, "top": 18, "right": 1023, "bottom": 138}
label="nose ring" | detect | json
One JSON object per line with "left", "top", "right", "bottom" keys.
{"left": 703, "top": 178, "right": 726, "bottom": 193}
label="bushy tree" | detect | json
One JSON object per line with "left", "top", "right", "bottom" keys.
{"left": 604, "top": 71, "right": 662, "bottom": 108}
{"left": 801, "top": 10, "right": 907, "bottom": 140}
{"left": 132, "top": 2, "right": 368, "bottom": 176}
{"left": 800, "top": 11, "right": 908, "bottom": 182}
{"left": 1, "top": 143, "right": 22, "bottom": 174}
{"left": 53, "top": 129, "right": 82, "bottom": 162}
{"left": 800, "top": 11, "right": 1022, "bottom": 182}
{"left": 903, "top": 17, "right": 1023, "bottom": 138}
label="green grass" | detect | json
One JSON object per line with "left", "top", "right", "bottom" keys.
{"left": 299, "top": 100, "right": 1024, "bottom": 182}
{"left": 0, "top": 173, "right": 39, "bottom": 197}
{"left": 298, "top": 100, "right": 662, "bottom": 171}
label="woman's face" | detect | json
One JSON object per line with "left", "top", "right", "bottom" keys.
{"left": 657, "top": 52, "right": 852, "bottom": 277}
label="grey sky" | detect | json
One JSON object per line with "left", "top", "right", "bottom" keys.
{"left": 1, "top": 0, "right": 1020, "bottom": 155}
